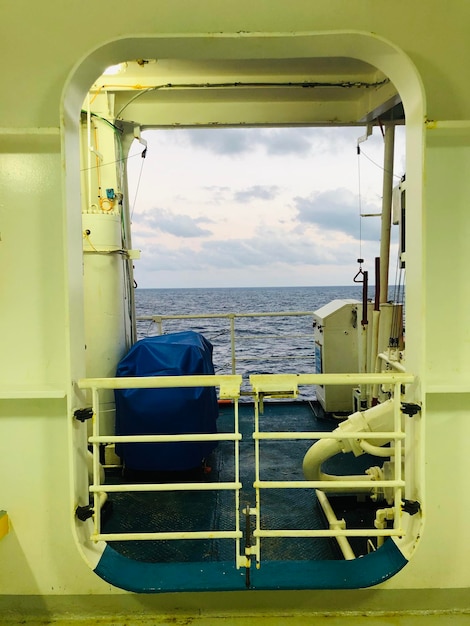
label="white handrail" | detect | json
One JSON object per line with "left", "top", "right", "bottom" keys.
{"left": 92, "top": 530, "right": 243, "bottom": 542}
{"left": 89, "top": 433, "right": 241, "bottom": 443}
{"left": 249, "top": 372, "right": 413, "bottom": 565}
{"left": 89, "top": 482, "right": 242, "bottom": 493}
{"left": 77, "top": 371, "right": 415, "bottom": 567}
{"left": 79, "top": 373, "right": 245, "bottom": 564}
{"left": 136, "top": 310, "right": 316, "bottom": 376}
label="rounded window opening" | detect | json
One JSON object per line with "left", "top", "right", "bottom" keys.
{"left": 69, "top": 41, "right": 424, "bottom": 592}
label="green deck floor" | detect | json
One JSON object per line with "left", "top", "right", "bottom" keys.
{"left": 101, "top": 401, "right": 379, "bottom": 564}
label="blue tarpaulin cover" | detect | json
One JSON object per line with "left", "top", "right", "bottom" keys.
{"left": 115, "top": 331, "right": 218, "bottom": 471}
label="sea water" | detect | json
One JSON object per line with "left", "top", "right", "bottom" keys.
{"left": 135, "top": 285, "right": 378, "bottom": 399}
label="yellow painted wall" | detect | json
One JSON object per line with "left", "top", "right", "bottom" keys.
{"left": 1, "top": 0, "right": 470, "bottom": 615}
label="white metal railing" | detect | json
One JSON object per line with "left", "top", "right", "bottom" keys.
{"left": 136, "top": 311, "right": 315, "bottom": 377}
{"left": 78, "top": 374, "right": 243, "bottom": 558}
{"left": 77, "top": 370, "right": 414, "bottom": 568}
{"left": 249, "top": 372, "right": 414, "bottom": 564}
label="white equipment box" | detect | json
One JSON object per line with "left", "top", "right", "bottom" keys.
{"left": 313, "top": 299, "right": 359, "bottom": 414}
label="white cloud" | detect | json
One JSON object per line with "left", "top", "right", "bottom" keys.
{"left": 127, "top": 126, "right": 405, "bottom": 287}
{"left": 134, "top": 208, "right": 213, "bottom": 238}
{"left": 294, "top": 187, "right": 381, "bottom": 241}
{"left": 176, "top": 127, "right": 367, "bottom": 158}
{"left": 233, "top": 185, "right": 281, "bottom": 203}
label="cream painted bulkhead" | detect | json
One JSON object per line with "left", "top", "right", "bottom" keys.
{"left": 0, "top": 1, "right": 469, "bottom": 620}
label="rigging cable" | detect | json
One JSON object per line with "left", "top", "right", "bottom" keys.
{"left": 130, "top": 147, "right": 147, "bottom": 220}
{"left": 358, "top": 147, "right": 402, "bottom": 181}
{"left": 79, "top": 150, "right": 144, "bottom": 173}
{"left": 356, "top": 142, "right": 363, "bottom": 264}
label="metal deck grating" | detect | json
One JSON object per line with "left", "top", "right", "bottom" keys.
{"left": 101, "top": 401, "right": 378, "bottom": 563}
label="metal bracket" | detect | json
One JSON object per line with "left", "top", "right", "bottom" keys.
{"left": 401, "top": 403, "right": 421, "bottom": 417}
{"left": 75, "top": 505, "right": 93, "bottom": 521}
{"left": 240, "top": 505, "right": 260, "bottom": 588}
{"left": 74, "top": 407, "right": 94, "bottom": 422}
{"left": 402, "top": 499, "right": 421, "bottom": 515}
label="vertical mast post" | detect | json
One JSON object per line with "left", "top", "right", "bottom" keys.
{"left": 379, "top": 124, "right": 395, "bottom": 304}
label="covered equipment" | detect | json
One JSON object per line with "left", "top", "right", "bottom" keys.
{"left": 115, "top": 331, "right": 218, "bottom": 472}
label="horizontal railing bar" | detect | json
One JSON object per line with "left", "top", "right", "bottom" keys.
{"left": 254, "top": 528, "right": 403, "bottom": 538}
{"left": 78, "top": 372, "right": 411, "bottom": 391}
{"left": 235, "top": 355, "right": 313, "bottom": 361}
{"left": 233, "top": 334, "right": 313, "bottom": 340}
{"left": 78, "top": 374, "right": 242, "bottom": 390}
{"left": 91, "top": 432, "right": 402, "bottom": 446}
{"left": 90, "top": 482, "right": 242, "bottom": 493}
{"left": 91, "top": 528, "right": 403, "bottom": 542}
{"left": 89, "top": 433, "right": 241, "bottom": 444}
{"left": 250, "top": 373, "right": 413, "bottom": 388}
{"left": 92, "top": 530, "right": 243, "bottom": 542}
{"left": 254, "top": 431, "right": 404, "bottom": 440}
{"left": 138, "top": 311, "right": 315, "bottom": 321}
{"left": 254, "top": 480, "right": 405, "bottom": 489}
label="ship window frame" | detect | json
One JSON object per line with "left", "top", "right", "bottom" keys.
{"left": 63, "top": 29, "right": 425, "bottom": 593}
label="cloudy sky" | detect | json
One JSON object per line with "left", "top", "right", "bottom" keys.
{"left": 126, "top": 126, "right": 405, "bottom": 288}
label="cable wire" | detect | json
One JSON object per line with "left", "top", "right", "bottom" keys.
{"left": 130, "top": 153, "right": 146, "bottom": 220}
{"left": 357, "top": 145, "right": 363, "bottom": 262}
{"left": 80, "top": 151, "right": 143, "bottom": 173}
{"left": 359, "top": 148, "right": 402, "bottom": 180}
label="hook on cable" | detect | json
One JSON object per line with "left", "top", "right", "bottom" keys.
{"left": 353, "top": 258, "right": 365, "bottom": 283}
{"left": 133, "top": 126, "right": 148, "bottom": 158}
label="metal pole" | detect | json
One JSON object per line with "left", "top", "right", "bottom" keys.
{"left": 379, "top": 125, "right": 395, "bottom": 304}
{"left": 230, "top": 315, "right": 236, "bottom": 374}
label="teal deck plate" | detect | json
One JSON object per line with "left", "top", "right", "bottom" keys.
{"left": 95, "top": 401, "right": 404, "bottom": 591}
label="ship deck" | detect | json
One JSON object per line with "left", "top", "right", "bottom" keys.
{"left": 101, "top": 400, "right": 379, "bottom": 565}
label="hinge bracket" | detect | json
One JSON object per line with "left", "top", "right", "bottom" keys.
{"left": 75, "top": 505, "right": 93, "bottom": 521}
{"left": 401, "top": 403, "right": 421, "bottom": 417}
{"left": 74, "top": 407, "right": 94, "bottom": 422}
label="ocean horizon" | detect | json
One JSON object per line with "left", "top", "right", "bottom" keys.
{"left": 133, "top": 284, "right": 403, "bottom": 399}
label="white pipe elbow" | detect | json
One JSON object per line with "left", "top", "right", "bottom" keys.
{"left": 359, "top": 439, "right": 394, "bottom": 457}
{"left": 302, "top": 399, "right": 396, "bottom": 488}
{"left": 336, "top": 399, "right": 395, "bottom": 456}
{"left": 302, "top": 438, "right": 343, "bottom": 481}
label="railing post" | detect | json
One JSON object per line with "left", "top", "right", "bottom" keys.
{"left": 92, "top": 387, "right": 101, "bottom": 539}
{"left": 393, "top": 382, "right": 403, "bottom": 531}
{"left": 230, "top": 315, "right": 236, "bottom": 375}
{"left": 153, "top": 316, "right": 163, "bottom": 335}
